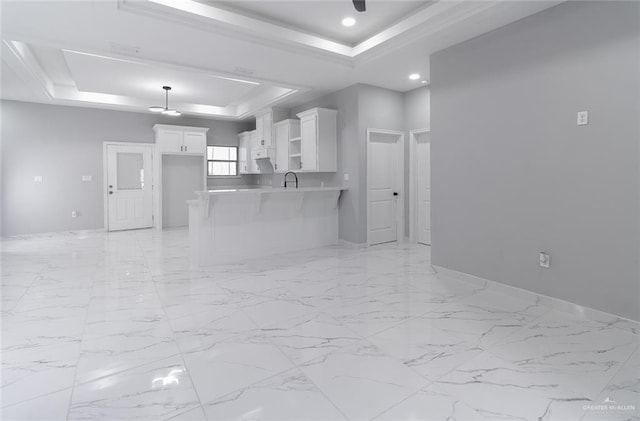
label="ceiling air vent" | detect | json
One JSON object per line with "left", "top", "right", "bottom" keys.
{"left": 109, "top": 42, "right": 142, "bottom": 56}
{"left": 233, "top": 66, "right": 255, "bottom": 76}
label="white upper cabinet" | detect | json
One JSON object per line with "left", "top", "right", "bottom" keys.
{"left": 254, "top": 108, "right": 288, "bottom": 149}
{"left": 238, "top": 131, "right": 250, "bottom": 174}
{"left": 238, "top": 130, "right": 259, "bottom": 174}
{"left": 300, "top": 114, "right": 317, "bottom": 171}
{"left": 274, "top": 119, "right": 300, "bottom": 173}
{"left": 153, "top": 125, "right": 207, "bottom": 155}
{"left": 183, "top": 132, "right": 206, "bottom": 154}
{"left": 249, "top": 130, "right": 259, "bottom": 173}
{"left": 295, "top": 108, "right": 337, "bottom": 172}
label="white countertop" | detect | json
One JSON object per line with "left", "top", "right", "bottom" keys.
{"left": 195, "top": 186, "right": 346, "bottom": 196}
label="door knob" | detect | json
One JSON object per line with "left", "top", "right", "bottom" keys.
{"left": 109, "top": 185, "right": 113, "bottom": 188}
{"left": 393, "top": 192, "right": 399, "bottom": 196}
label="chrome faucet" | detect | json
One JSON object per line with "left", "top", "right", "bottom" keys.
{"left": 284, "top": 171, "right": 298, "bottom": 189}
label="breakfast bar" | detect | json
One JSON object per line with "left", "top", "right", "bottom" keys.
{"left": 188, "top": 187, "right": 346, "bottom": 265}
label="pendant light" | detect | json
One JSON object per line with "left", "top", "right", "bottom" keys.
{"left": 149, "top": 86, "right": 181, "bottom": 116}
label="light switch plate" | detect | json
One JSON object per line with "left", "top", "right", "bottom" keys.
{"left": 344, "top": 173, "right": 349, "bottom": 181}
{"left": 34, "top": 176, "right": 43, "bottom": 183}
{"left": 539, "top": 252, "right": 550, "bottom": 268}
{"left": 82, "top": 175, "right": 93, "bottom": 182}
{"left": 577, "top": 111, "right": 589, "bottom": 126}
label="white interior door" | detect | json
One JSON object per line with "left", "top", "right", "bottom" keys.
{"left": 416, "top": 133, "right": 431, "bottom": 245}
{"left": 368, "top": 134, "right": 400, "bottom": 245}
{"left": 106, "top": 144, "right": 153, "bottom": 231}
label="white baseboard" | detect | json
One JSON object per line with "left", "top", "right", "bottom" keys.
{"left": 433, "top": 265, "right": 640, "bottom": 332}
{"left": 337, "top": 239, "right": 367, "bottom": 249}
{"left": 2, "top": 228, "right": 106, "bottom": 240}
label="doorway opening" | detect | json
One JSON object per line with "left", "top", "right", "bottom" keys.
{"left": 409, "top": 129, "right": 431, "bottom": 245}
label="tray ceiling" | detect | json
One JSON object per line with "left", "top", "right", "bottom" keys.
{"left": 1, "top": 0, "right": 564, "bottom": 119}
{"left": 203, "top": 0, "right": 431, "bottom": 46}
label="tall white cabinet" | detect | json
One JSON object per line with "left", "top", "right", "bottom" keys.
{"left": 296, "top": 108, "right": 337, "bottom": 172}
{"left": 153, "top": 124, "right": 208, "bottom": 230}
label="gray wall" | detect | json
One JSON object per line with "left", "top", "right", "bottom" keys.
{"left": 430, "top": 1, "right": 640, "bottom": 320}
{"left": 1, "top": 100, "right": 250, "bottom": 236}
{"left": 404, "top": 86, "right": 430, "bottom": 132}
{"left": 162, "top": 155, "right": 204, "bottom": 228}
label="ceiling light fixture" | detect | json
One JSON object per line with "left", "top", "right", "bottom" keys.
{"left": 342, "top": 17, "right": 356, "bottom": 27}
{"left": 352, "top": 0, "right": 366, "bottom": 12}
{"left": 421, "top": 80, "right": 428, "bottom": 84}
{"left": 409, "top": 73, "right": 420, "bottom": 80}
{"left": 149, "top": 86, "right": 181, "bottom": 116}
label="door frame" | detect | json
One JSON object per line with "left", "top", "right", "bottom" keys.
{"left": 102, "top": 141, "right": 155, "bottom": 231}
{"left": 408, "top": 128, "right": 431, "bottom": 243}
{"left": 366, "top": 128, "right": 405, "bottom": 246}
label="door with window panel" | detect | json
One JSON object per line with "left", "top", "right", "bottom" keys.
{"left": 106, "top": 144, "right": 153, "bottom": 231}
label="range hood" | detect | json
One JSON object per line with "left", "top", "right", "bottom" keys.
{"left": 251, "top": 147, "right": 275, "bottom": 161}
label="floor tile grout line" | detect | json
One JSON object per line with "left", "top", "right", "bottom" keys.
{"left": 2, "top": 257, "right": 52, "bottom": 317}
{"left": 233, "top": 298, "right": 353, "bottom": 421}
{"left": 0, "top": 385, "right": 74, "bottom": 411}
{"left": 140, "top": 231, "right": 210, "bottom": 421}
{"left": 178, "top": 254, "right": 354, "bottom": 418}
{"left": 589, "top": 341, "right": 640, "bottom": 402}
{"left": 63, "top": 245, "right": 101, "bottom": 420}
{"left": 368, "top": 387, "right": 427, "bottom": 421}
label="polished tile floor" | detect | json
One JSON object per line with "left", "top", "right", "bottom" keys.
{"left": 1, "top": 229, "right": 639, "bottom": 420}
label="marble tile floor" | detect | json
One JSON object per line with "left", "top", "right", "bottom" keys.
{"left": 1, "top": 228, "right": 639, "bottom": 420}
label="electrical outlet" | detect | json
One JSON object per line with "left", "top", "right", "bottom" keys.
{"left": 539, "top": 252, "right": 550, "bottom": 268}
{"left": 34, "top": 176, "right": 43, "bottom": 183}
{"left": 82, "top": 175, "right": 93, "bottom": 182}
{"left": 71, "top": 211, "right": 78, "bottom": 218}
{"left": 577, "top": 111, "right": 589, "bottom": 126}
{"left": 344, "top": 173, "right": 349, "bottom": 181}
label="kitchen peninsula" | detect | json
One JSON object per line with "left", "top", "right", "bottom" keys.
{"left": 188, "top": 187, "right": 346, "bottom": 265}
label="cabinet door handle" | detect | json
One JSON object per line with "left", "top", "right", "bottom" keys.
{"left": 299, "top": 161, "right": 302, "bottom": 169}
{"left": 184, "top": 145, "right": 187, "bottom": 152}
{"left": 180, "top": 145, "right": 183, "bottom": 152}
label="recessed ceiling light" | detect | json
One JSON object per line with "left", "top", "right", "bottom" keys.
{"left": 409, "top": 73, "right": 420, "bottom": 80}
{"left": 342, "top": 17, "right": 356, "bottom": 27}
